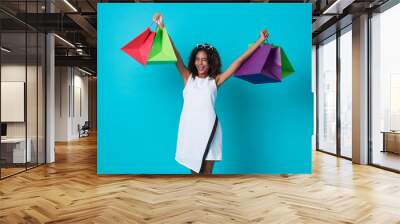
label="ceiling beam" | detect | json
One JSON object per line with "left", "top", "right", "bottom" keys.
{"left": 55, "top": 55, "right": 96, "bottom": 71}
{"left": 67, "top": 13, "right": 97, "bottom": 40}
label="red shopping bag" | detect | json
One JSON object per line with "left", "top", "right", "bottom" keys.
{"left": 121, "top": 26, "right": 156, "bottom": 65}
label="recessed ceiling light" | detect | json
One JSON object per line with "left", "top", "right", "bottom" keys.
{"left": 1, "top": 47, "right": 11, "bottom": 53}
{"left": 78, "top": 67, "right": 93, "bottom": 76}
{"left": 54, "top": 34, "right": 75, "bottom": 48}
{"left": 322, "top": 0, "right": 349, "bottom": 15}
{"left": 63, "top": 0, "right": 78, "bottom": 12}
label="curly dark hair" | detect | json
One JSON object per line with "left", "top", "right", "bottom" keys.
{"left": 188, "top": 43, "right": 221, "bottom": 79}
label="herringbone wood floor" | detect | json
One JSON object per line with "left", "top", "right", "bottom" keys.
{"left": 1, "top": 135, "right": 400, "bottom": 224}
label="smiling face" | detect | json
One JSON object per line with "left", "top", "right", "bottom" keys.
{"left": 188, "top": 44, "right": 221, "bottom": 79}
{"left": 195, "top": 50, "right": 210, "bottom": 76}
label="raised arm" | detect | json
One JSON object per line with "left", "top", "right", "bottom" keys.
{"left": 215, "top": 30, "right": 269, "bottom": 87}
{"left": 153, "top": 13, "right": 190, "bottom": 83}
{"left": 170, "top": 36, "right": 190, "bottom": 82}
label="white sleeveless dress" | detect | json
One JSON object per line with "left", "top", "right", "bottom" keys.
{"left": 175, "top": 74, "right": 222, "bottom": 173}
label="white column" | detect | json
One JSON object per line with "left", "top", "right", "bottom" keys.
{"left": 352, "top": 14, "right": 369, "bottom": 164}
{"left": 45, "top": 1, "right": 55, "bottom": 163}
{"left": 312, "top": 45, "right": 317, "bottom": 150}
{"left": 46, "top": 33, "right": 55, "bottom": 163}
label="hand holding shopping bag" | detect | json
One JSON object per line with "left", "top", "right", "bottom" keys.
{"left": 146, "top": 12, "right": 177, "bottom": 64}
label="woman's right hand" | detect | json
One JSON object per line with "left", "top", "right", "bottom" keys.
{"left": 153, "top": 12, "right": 164, "bottom": 28}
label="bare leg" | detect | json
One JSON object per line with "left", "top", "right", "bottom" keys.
{"left": 201, "top": 161, "right": 215, "bottom": 175}
{"left": 189, "top": 161, "right": 215, "bottom": 175}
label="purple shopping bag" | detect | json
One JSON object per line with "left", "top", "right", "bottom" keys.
{"left": 234, "top": 44, "right": 282, "bottom": 84}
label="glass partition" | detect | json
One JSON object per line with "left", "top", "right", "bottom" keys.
{"left": 317, "top": 35, "right": 337, "bottom": 155}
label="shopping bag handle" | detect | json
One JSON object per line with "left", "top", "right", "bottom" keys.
{"left": 149, "top": 21, "right": 157, "bottom": 32}
{"left": 263, "top": 34, "right": 272, "bottom": 45}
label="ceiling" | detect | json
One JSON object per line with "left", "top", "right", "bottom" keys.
{"left": 1, "top": 0, "right": 97, "bottom": 73}
{"left": 0, "top": 0, "right": 394, "bottom": 75}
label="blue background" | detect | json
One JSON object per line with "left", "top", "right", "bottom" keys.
{"left": 98, "top": 3, "right": 313, "bottom": 174}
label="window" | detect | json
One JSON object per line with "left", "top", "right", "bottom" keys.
{"left": 317, "top": 36, "right": 337, "bottom": 154}
{"left": 339, "top": 28, "right": 352, "bottom": 158}
{"left": 370, "top": 2, "right": 400, "bottom": 171}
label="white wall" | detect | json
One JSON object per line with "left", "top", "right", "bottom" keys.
{"left": 72, "top": 73, "right": 89, "bottom": 138}
{"left": 1, "top": 82, "right": 25, "bottom": 122}
{"left": 55, "top": 66, "right": 70, "bottom": 141}
{"left": 1, "top": 65, "right": 26, "bottom": 135}
{"left": 1, "top": 65, "right": 38, "bottom": 138}
{"left": 1, "top": 63, "right": 46, "bottom": 164}
{"left": 55, "top": 67, "right": 89, "bottom": 141}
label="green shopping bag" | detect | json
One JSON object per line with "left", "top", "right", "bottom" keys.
{"left": 147, "top": 27, "right": 177, "bottom": 64}
{"left": 248, "top": 42, "right": 295, "bottom": 79}
{"left": 272, "top": 44, "right": 294, "bottom": 78}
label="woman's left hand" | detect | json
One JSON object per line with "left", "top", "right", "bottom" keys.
{"left": 259, "top": 29, "right": 269, "bottom": 41}
{"left": 153, "top": 12, "right": 164, "bottom": 28}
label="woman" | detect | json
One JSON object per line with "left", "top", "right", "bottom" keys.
{"left": 153, "top": 13, "right": 268, "bottom": 175}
